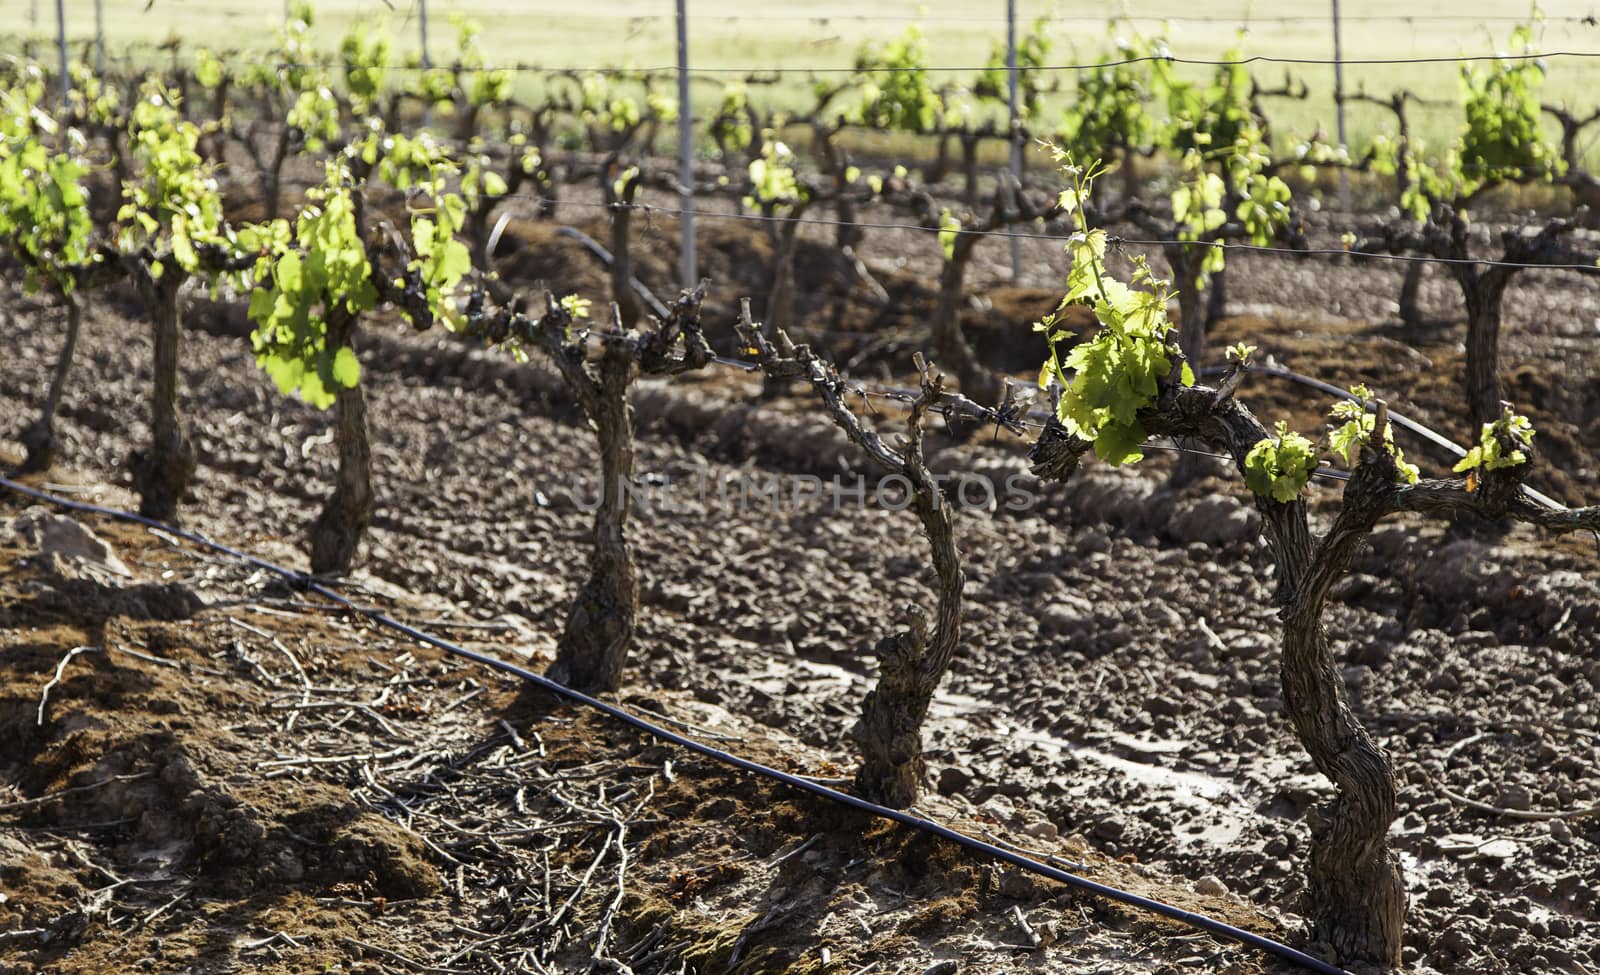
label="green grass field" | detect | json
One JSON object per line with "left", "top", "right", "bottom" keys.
{"left": 20, "top": 0, "right": 1600, "bottom": 167}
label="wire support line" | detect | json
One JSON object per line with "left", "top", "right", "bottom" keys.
{"left": 0, "top": 473, "right": 1352, "bottom": 975}
{"left": 20, "top": 12, "right": 1600, "bottom": 45}
{"left": 563, "top": 327, "right": 1504, "bottom": 492}
{"left": 64, "top": 48, "right": 1600, "bottom": 77}
{"left": 495, "top": 194, "right": 1600, "bottom": 274}
{"left": 229, "top": 11, "right": 1600, "bottom": 25}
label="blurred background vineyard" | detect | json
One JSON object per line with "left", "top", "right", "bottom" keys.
{"left": 12, "top": 0, "right": 1600, "bottom": 170}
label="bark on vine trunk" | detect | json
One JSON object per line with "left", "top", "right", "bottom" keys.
{"left": 924, "top": 130, "right": 952, "bottom": 185}
{"left": 961, "top": 133, "right": 980, "bottom": 207}
{"left": 19, "top": 295, "right": 81, "bottom": 473}
{"left": 1280, "top": 452, "right": 1406, "bottom": 968}
{"left": 852, "top": 485, "right": 962, "bottom": 806}
{"left": 737, "top": 325, "right": 967, "bottom": 809}
{"left": 309, "top": 323, "right": 373, "bottom": 575}
{"left": 1031, "top": 387, "right": 1408, "bottom": 966}
{"left": 1398, "top": 261, "right": 1423, "bottom": 327}
{"left": 1120, "top": 150, "right": 1139, "bottom": 200}
{"left": 767, "top": 201, "right": 809, "bottom": 333}
{"left": 1169, "top": 397, "right": 1403, "bottom": 966}
{"left": 1164, "top": 241, "right": 1208, "bottom": 369}
{"left": 265, "top": 124, "right": 291, "bottom": 222}
{"left": 130, "top": 273, "right": 196, "bottom": 522}
{"left": 552, "top": 347, "right": 639, "bottom": 693}
{"left": 1460, "top": 270, "right": 1513, "bottom": 433}
{"left": 609, "top": 184, "right": 642, "bottom": 330}
{"left": 849, "top": 370, "right": 963, "bottom": 808}
{"left": 932, "top": 237, "right": 1004, "bottom": 412}
{"left": 1204, "top": 266, "right": 1228, "bottom": 329}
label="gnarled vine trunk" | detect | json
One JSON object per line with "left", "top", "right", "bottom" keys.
{"left": 1418, "top": 205, "right": 1591, "bottom": 434}
{"left": 961, "top": 132, "right": 981, "bottom": 207}
{"left": 932, "top": 235, "right": 1004, "bottom": 412}
{"left": 609, "top": 182, "right": 642, "bottom": 330}
{"left": 1205, "top": 266, "right": 1228, "bottom": 329}
{"left": 923, "top": 129, "right": 952, "bottom": 185}
{"left": 1165, "top": 241, "right": 1208, "bottom": 369}
{"left": 1398, "top": 261, "right": 1423, "bottom": 327}
{"left": 309, "top": 322, "right": 373, "bottom": 575}
{"left": 1119, "top": 149, "right": 1139, "bottom": 200}
{"left": 767, "top": 199, "right": 809, "bottom": 332}
{"left": 1032, "top": 387, "right": 1407, "bottom": 967}
{"left": 1280, "top": 454, "right": 1405, "bottom": 967}
{"left": 130, "top": 271, "right": 196, "bottom": 522}
{"left": 737, "top": 322, "right": 967, "bottom": 809}
{"left": 851, "top": 474, "right": 962, "bottom": 807}
{"left": 1459, "top": 268, "right": 1514, "bottom": 433}
{"left": 264, "top": 123, "right": 292, "bottom": 222}
{"left": 552, "top": 348, "right": 639, "bottom": 693}
{"left": 1171, "top": 397, "right": 1404, "bottom": 966}
{"left": 18, "top": 294, "right": 81, "bottom": 473}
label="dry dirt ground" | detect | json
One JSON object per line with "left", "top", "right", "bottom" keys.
{"left": 1, "top": 205, "right": 1599, "bottom": 975}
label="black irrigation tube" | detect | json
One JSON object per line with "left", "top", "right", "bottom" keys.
{"left": 0, "top": 474, "right": 1351, "bottom": 975}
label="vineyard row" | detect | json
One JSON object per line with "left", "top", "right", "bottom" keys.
{"left": 4, "top": 21, "right": 1600, "bottom": 969}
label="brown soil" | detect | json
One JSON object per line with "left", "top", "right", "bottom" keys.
{"left": 1, "top": 199, "right": 1598, "bottom": 975}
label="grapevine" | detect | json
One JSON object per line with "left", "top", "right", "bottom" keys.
{"left": 1453, "top": 405, "right": 1535, "bottom": 479}
{"left": 1036, "top": 152, "right": 1193, "bottom": 465}
{"left": 1243, "top": 421, "right": 1319, "bottom": 502}
{"left": 1327, "top": 385, "right": 1420, "bottom": 484}
{"left": 852, "top": 25, "right": 941, "bottom": 134}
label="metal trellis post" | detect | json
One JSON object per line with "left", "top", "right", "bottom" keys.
{"left": 54, "top": 0, "right": 68, "bottom": 101}
{"left": 678, "top": 0, "right": 696, "bottom": 289}
{"left": 1333, "top": 0, "right": 1350, "bottom": 210}
{"left": 94, "top": 0, "right": 105, "bottom": 75}
{"left": 419, "top": 0, "right": 432, "bottom": 69}
{"left": 1007, "top": 0, "right": 1022, "bottom": 283}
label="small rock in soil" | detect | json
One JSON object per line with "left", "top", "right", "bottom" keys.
{"left": 1496, "top": 785, "right": 1532, "bottom": 811}
{"left": 1194, "top": 875, "right": 1229, "bottom": 897}
{"left": 937, "top": 764, "right": 976, "bottom": 796}
{"left": 1022, "top": 820, "right": 1058, "bottom": 841}
{"left": 9, "top": 507, "right": 131, "bottom": 579}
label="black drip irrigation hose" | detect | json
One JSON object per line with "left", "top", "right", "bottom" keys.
{"left": 550, "top": 225, "right": 674, "bottom": 321}
{"left": 0, "top": 474, "right": 1351, "bottom": 975}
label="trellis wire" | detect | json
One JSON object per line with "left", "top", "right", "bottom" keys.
{"left": 499, "top": 194, "right": 1600, "bottom": 275}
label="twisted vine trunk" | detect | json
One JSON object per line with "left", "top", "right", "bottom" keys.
{"left": 851, "top": 452, "right": 962, "bottom": 808}
{"left": 932, "top": 237, "right": 1004, "bottom": 411}
{"left": 767, "top": 200, "right": 810, "bottom": 332}
{"left": 309, "top": 322, "right": 373, "bottom": 575}
{"left": 552, "top": 348, "right": 639, "bottom": 693}
{"left": 1165, "top": 241, "right": 1208, "bottom": 368}
{"left": 609, "top": 188, "right": 642, "bottom": 330}
{"left": 1398, "top": 262, "right": 1423, "bottom": 327}
{"left": 1281, "top": 453, "right": 1405, "bottom": 967}
{"left": 1205, "top": 266, "right": 1228, "bottom": 329}
{"left": 757, "top": 200, "right": 812, "bottom": 399}
{"left": 130, "top": 272, "right": 196, "bottom": 521}
{"left": 924, "top": 129, "right": 952, "bottom": 184}
{"left": 1119, "top": 148, "right": 1140, "bottom": 200}
{"left": 19, "top": 294, "right": 81, "bottom": 473}
{"left": 1034, "top": 389, "right": 1407, "bottom": 966}
{"left": 264, "top": 123, "right": 292, "bottom": 222}
{"left": 961, "top": 132, "right": 981, "bottom": 207}
{"left": 1459, "top": 267, "right": 1515, "bottom": 433}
